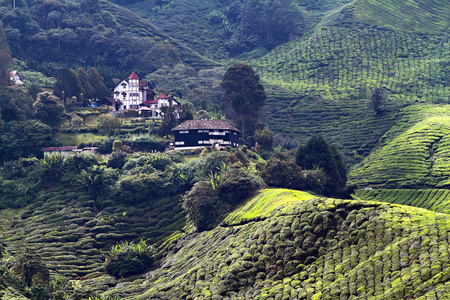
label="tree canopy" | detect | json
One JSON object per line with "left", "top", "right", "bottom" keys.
{"left": 296, "top": 135, "right": 347, "bottom": 196}
{"left": 221, "top": 62, "right": 266, "bottom": 140}
{"left": 0, "top": 20, "right": 12, "bottom": 85}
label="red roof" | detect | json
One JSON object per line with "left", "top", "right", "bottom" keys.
{"left": 42, "top": 146, "right": 78, "bottom": 152}
{"left": 158, "top": 93, "right": 169, "bottom": 99}
{"left": 140, "top": 100, "right": 158, "bottom": 106}
{"left": 127, "top": 72, "right": 140, "bottom": 80}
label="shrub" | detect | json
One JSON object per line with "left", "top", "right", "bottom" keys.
{"left": 114, "top": 173, "right": 165, "bottom": 205}
{"left": 260, "top": 157, "right": 305, "bottom": 190}
{"left": 218, "top": 168, "right": 261, "bottom": 205}
{"left": 303, "top": 169, "right": 328, "bottom": 195}
{"left": 112, "top": 140, "right": 123, "bottom": 151}
{"left": 107, "top": 151, "right": 127, "bottom": 169}
{"left": 183, "top": 181, "right": 219, "bottom": 231}
{"left": 105, "top": 240, "right": 154, "bottom": 278}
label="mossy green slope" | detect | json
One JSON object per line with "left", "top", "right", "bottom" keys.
{"left": 355, "top": 189, "right": 450, "bottom": 215}
{"left": 350, "top": 104, "right": 450, "bottom": 188}
{"left": 99, "top": 188, "right": 450, "bottom": 299}
{"left": 345, "top": 0, "right": 450, "bottom": 34}
{"left": 0, "top": 186, "right": 186, "bottom": 280}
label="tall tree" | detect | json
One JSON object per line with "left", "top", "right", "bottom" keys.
{"left": 53, "top": 68, "right": 84, "bottom": 101}
{"left": 159, "top": 105, "right": 178, "bottom": 137}
{"left": 77, "top": 68, "right": 94, "bottom": 100}
{"left": 88, "top": 67, "right": 109, "bottom": 100}
{"left": 33, "top": 92, "right": 64, "bottom": 128}
{"left": 295, "top": 135, "right": 347, "bottom": 197}
{"left": 0, "top": 21, "right": 13, "bottom": 85}
{"left": 221, "top": 62, "right": 266, "bottom": 140}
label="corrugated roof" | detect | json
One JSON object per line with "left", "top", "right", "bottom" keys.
{"left": 42, "top": 146, "right": 78, "bottom": 152}
{"left": 171, "top": 120, "right": 240, "bottom": 132}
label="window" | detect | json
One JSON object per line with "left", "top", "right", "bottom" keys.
{"left": 175, "top": 141, "right": 185, "bottom": 145}
{"left": 199, "top": 141, "right": 203, "bottom": 144}
{"left": 198, "top": 130, "right": 203, "bottom": 133}
{"left": 179, "top": 130, "right": 189, "bottom": 134}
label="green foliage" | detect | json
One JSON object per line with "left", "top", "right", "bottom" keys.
{"left": 296, "top": 135, "right": 347, "bottom": 196}
{"left": 0, "top": 20, "right": 12, "bottom": 85}
{"left": 33, "top": 91, "right": 64, "bottom": 128}
{"left": 41, "top": 153, "right": 65, "bottom": 186}
{"left": 158, "top": 105, "right": 178, "bottom": 137}
{"left": 260, "top": 155, "right": 304, "bottom": 190}
{"left": 221, "top": 62, "right": 266, "bottom": 139}
{"left": 53, "top": 69, "right": 85, "bottom": 101}
{"left": 367, "top": 87, "right": 387, "bottom": 115}
{"left": 254, "top": 127, "right": 274, "bottom": 151}
{"left": 182, "top": 180, "right": 219, "bottom": 231}
{"left": 112, "top": 140, "right": 123, "bottom": 152}
{"left": 88, "top": 68, "right": 109, "bottom": 100}
{"left": 107, "top": 151, "right": 127, "bottom": 169}
{"left": 12, "top": 248, "right": 50, "bottom": 289}
{"left": 97, "top": 114, "right": 122, "bottom": 136}
{"left": 105, "top": 240, "right": 154, "bottom": 278}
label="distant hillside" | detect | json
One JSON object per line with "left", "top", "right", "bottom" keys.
{"left": 0, "top": 0, "right": 217, "bottom": 77}
{"left": 350, "top": 104, "right": 450, "bottom": 188}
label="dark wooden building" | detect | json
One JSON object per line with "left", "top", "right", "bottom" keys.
{"left": 171, "top": 120, "right": 241, "bottom": 150}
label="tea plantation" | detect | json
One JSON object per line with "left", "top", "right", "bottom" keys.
{"left": 92, "top": 188, "right": 450, "bottom": 299}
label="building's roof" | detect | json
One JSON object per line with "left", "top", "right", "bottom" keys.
{"left": 139, "top": 81, "right": 148, "bottom": 88}
{"left": 171, "top": 120, "right": 241, "bottom": 132}
{"left": 127, "top": 72, "right": 140, "bottom": 80}
{"left": 42, "top": 146, "right": 78, "bottom": 152}
{"left": 158, "top": 93, "right": 170, "bottom": 99}
{"left": 140, "top": 99, "right": 158, "bottom": 106}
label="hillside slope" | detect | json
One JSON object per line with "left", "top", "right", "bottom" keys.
{"left": 248, "top": 0, "right": 450, "bottom": 166}
{"left": 93, "top": 188, "right": 450, "bottom": 299}
{"left": 350, "top": 104, "right": 450, "bottom": 188}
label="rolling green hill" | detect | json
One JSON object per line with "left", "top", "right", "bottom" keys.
{"left": 350, "top": 104, "right": 450, "bottom": 188}
{"left": 355, "top": 189, "right": 450, "bottom": 214}
{"left": 90, "top": 188, "right": 450, "bottom": 299}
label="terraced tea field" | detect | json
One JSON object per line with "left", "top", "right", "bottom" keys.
{"left": 355, "top": 189, "right": 450, "bottom": 214}
{"left": 253, "top": 26, "right": 450, "bottom": 103}
{"left": 350, "top": 105, "right": 450, "bottom": 188}
{"left": 0, "top": 186, "right": 186, "bottom": 283}
{"left": 98, "top": 188, "right": 450, "bottom": 299}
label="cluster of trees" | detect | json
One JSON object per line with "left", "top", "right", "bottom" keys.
{"left": 0, "top": 0, "right": 181, "bottom": 76}
{"left": 53, "top": 67, "right": 111, "bottom": 104}
{"left": 0, "top": 88, "right": 63, "bottom": 163}
{"left": 0, "top": 21, "right": 12, "bottom": 85}
{"left": 210, "top": 0, "right": 305, "bottom": 55}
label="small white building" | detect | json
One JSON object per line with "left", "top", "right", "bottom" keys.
{"left": 9, "top": 71, "right": 24, "bottom": 85}
{"left": 140, "top": 93, "right": 180, "bottom": 118}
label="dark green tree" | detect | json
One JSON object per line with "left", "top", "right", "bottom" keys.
{"left": 367, "top": 87, "right": 387, "bottom": 114}
{"left": 97, "top": 114, "right": 121, "bottom": 136}
{"left": 12, "top": 248, "right": 50, "bottom": 289}
{"left": 0, "top": 21, "right": 12, "bottom": 85}
{"left": 260, "top": 156, "right": 304, "bottom": 190}
{"left": 221, "top": 62, "right": 266, "bottom": 140}
{"left": 295, "top": 135, "right": 347, "bottom": 196}
{"left": 77, "top": 68, "right": 94, "bottom": 100}
{"left": 159, "top": 105, "right": 178, "bottom": 137}
{"left": 182, "top": 180, "right": 219, "bottom": 231}
{"left": 53, "top": 69, "right": 84, "bottom": 101}
{"left": 254, "top": 127, "right": 274, "bottom": 150}
{"left": 33, "top": 92, "right": 64, "bottom": 128}
{"left": 88, "top": 67, "right": 109, "bottom": 100}
{"left": 0, "top": 120, "right": 54, "bottom": 162}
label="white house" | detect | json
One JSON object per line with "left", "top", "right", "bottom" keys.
{"left": 140, "top": 93, "right": 180, "bottom": 118}
{"left": 9, "top": 71, "right": 24, "bottom": 85}
{"left": 113, "top": 72, "right": 154, "bottom": 111}
{"left": 113, "top": 72, "right": 180, "bottom": 117}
